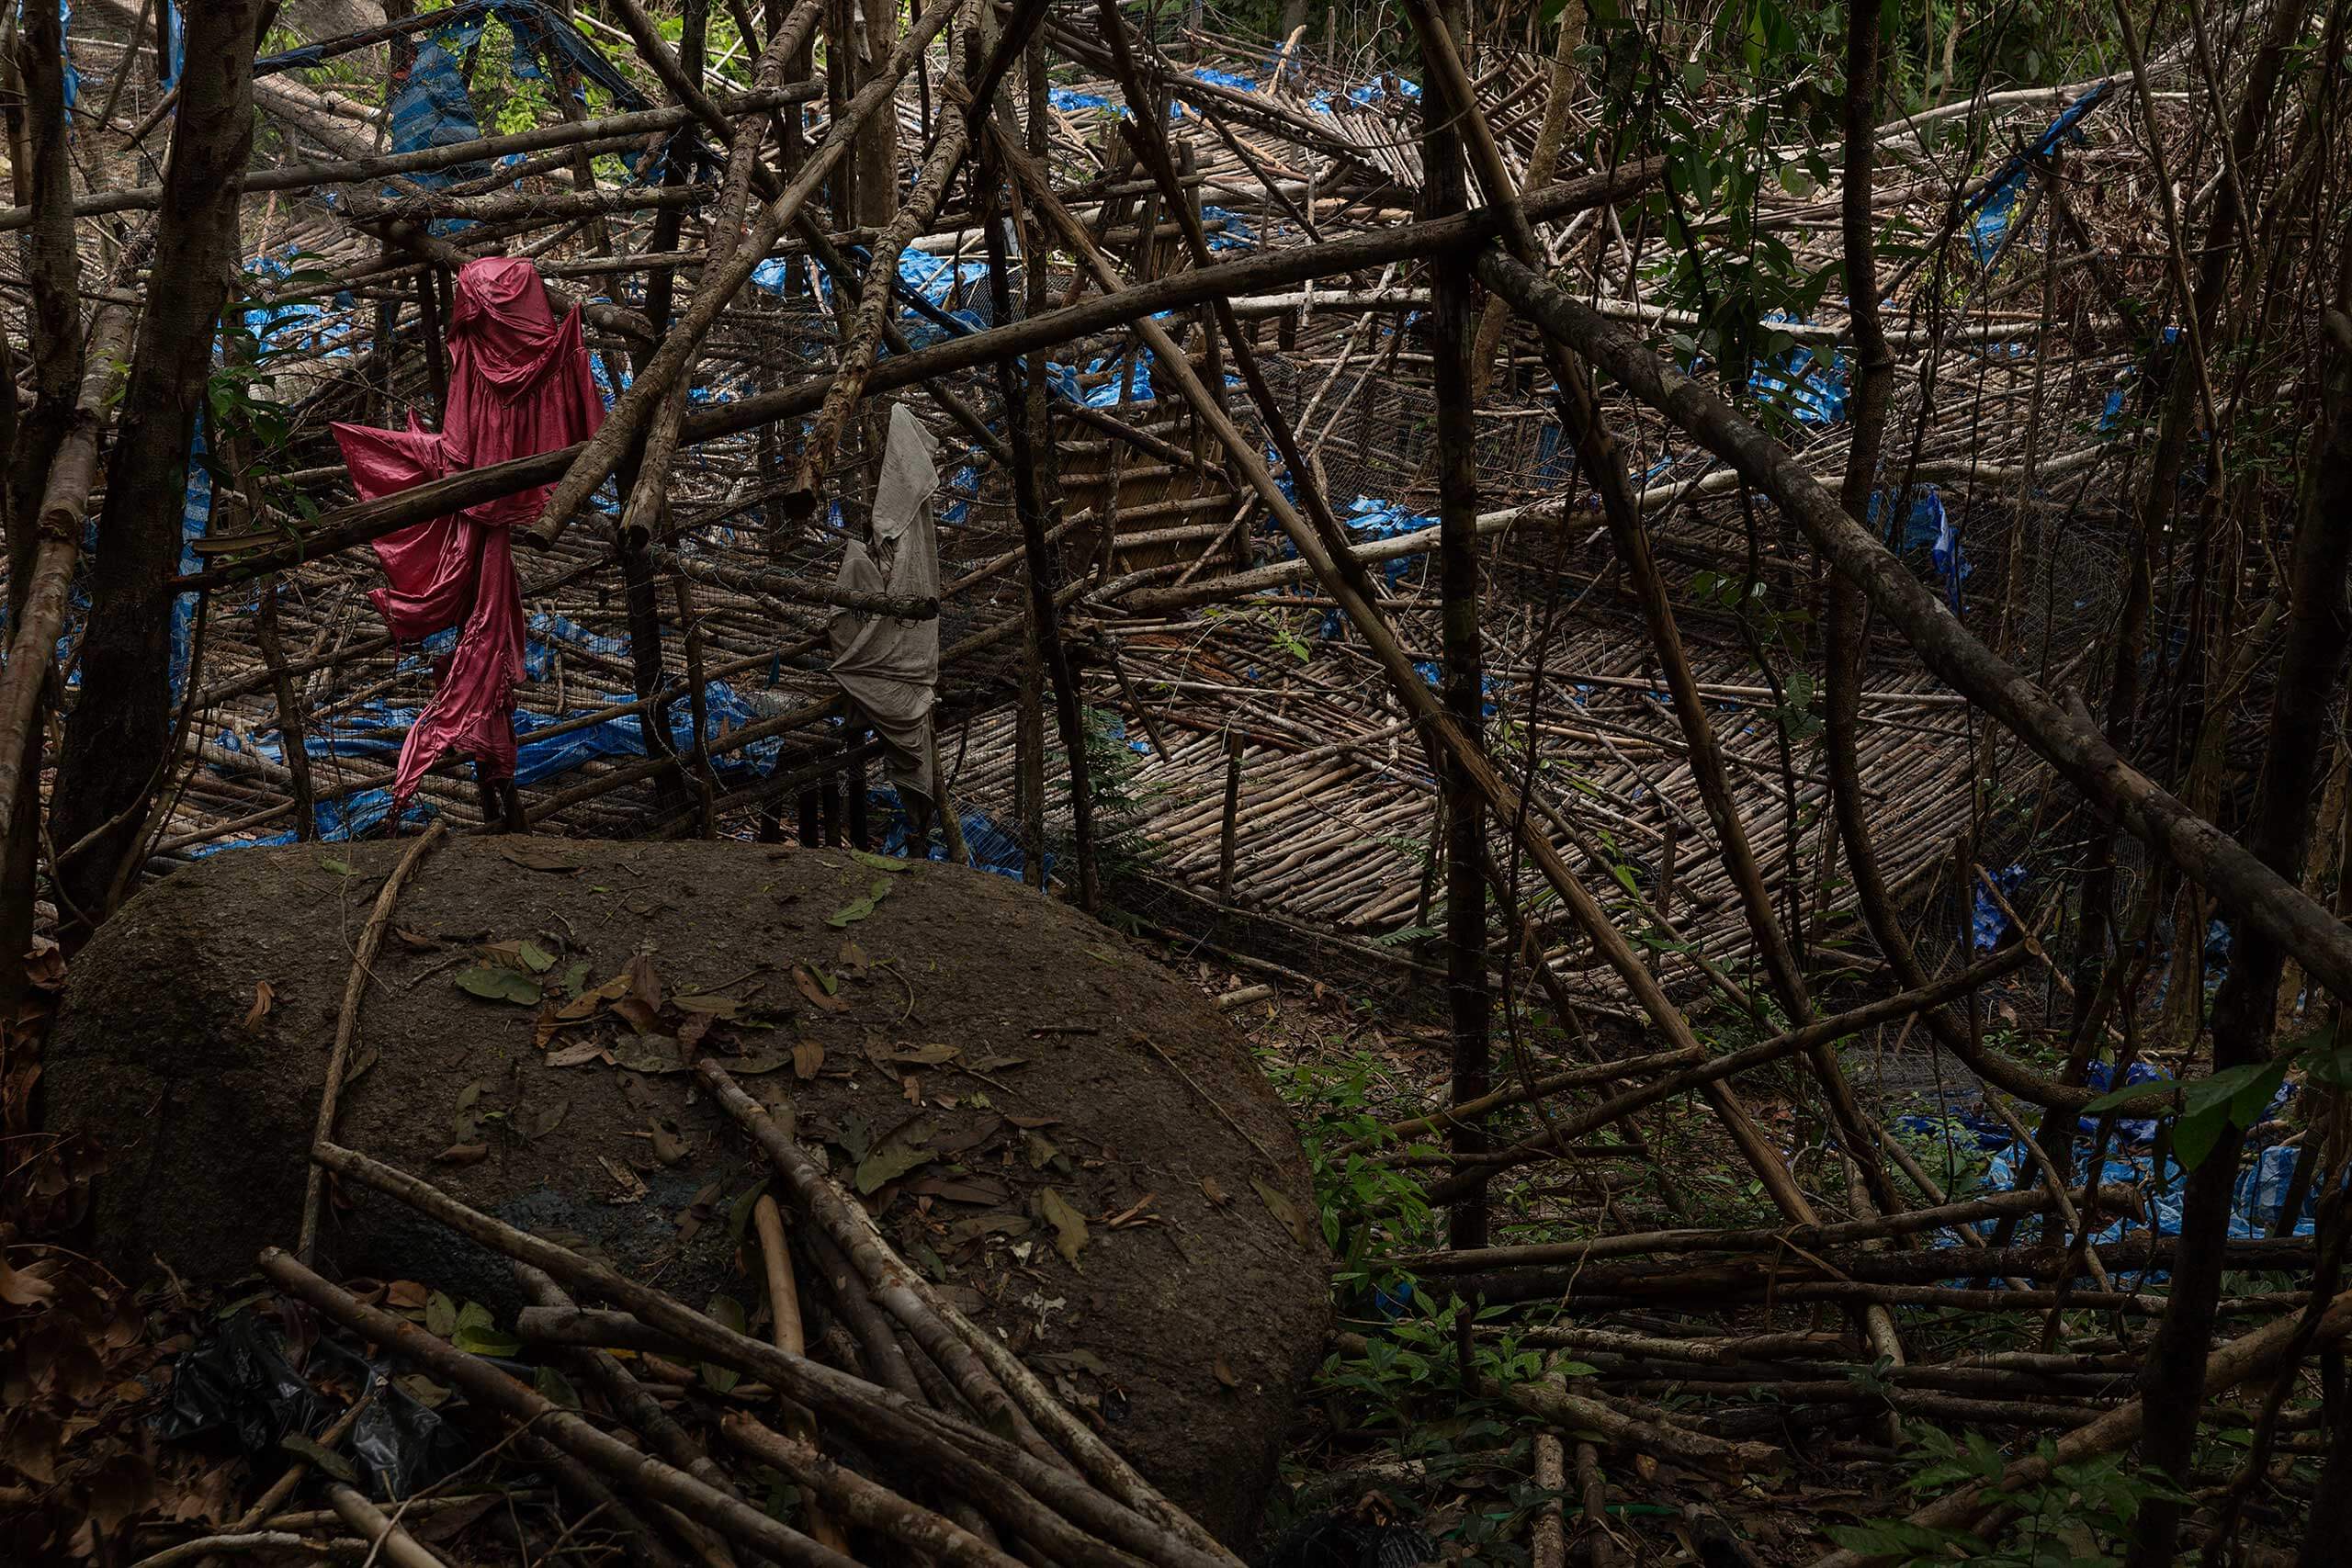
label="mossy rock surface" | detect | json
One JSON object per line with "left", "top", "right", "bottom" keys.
{"left": 47, "top": 838, "right": 1330, "bottom": 1542}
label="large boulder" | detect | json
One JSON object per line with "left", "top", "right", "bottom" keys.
{"left": 46, "top": 838, "right": 1329, "bottom": 1543}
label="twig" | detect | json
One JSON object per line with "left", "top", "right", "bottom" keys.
{"left": 298, "top": 821, "right": 448, "bottom": 1264}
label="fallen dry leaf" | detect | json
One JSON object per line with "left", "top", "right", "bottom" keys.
{"left": 1251, "top": 1179, "right": 1315, "bottom": 1247}
{"left": 243, "top": 980, "right": 275, "bottom": 1032}
{"left": 1036, "top": 1188, "right": 1090, "bottom": 1269}
{"left": 0, "top": 1254, "right": 56, "bottom": 1305}
{"left": 434, "top": 1143, "right": 489, "bottom": 1166}
{"left": 793, "top": 965, "right": 849, "bottom": 1013}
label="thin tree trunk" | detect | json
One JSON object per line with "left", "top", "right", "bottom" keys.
{"left": 2126, "top": 304, "right": 2352, "bottom": 1568}
{"left": 2069, "top": 0, "right": 2302, "bottom": 1023}
{"left": 855, "top": 0, "right": 899, "bottom": 226}
{"left": 1423, "top": 0, "right": 1491, "bottom": 1255}
{"left": 0, "top": 5, "right": 82, "bottom": 1010}
{"left": 979, "top": 138, "right": 1096, "bottom": 910}
{"left": 50, "top": 0, "right": 266, "bottom": 936}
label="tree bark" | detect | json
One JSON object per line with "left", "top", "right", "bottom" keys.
{"left": 51, "top": 0, "right": 266, "bottom": 936}
{"left": 0, "top": 4, "right": 83, "bottom": 1010}
{"left": 1422, "top": 0, "right": 1491, "bottom": 1254}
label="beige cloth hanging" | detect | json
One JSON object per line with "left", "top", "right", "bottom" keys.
{"left": 829, "top": 404, "right": 943, "bottom": 797}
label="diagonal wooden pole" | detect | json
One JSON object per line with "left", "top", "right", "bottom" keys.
{"left": 993, "top": 121, "right": 1822, "bottom": 1224}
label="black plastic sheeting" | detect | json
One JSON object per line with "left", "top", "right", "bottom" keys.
{"left": 153, "top": 1309, "right": 474, "bottom": 1500}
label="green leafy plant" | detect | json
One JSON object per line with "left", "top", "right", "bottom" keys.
{"left": 1828, "top": 1427, "right": 2188, "bottom": 1566}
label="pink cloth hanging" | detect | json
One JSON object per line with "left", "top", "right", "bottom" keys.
{"left": 331, "top": 256, "right": 605, "bottom": 807}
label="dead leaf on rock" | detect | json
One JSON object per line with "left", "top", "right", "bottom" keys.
{"left": 544, "top": 1041, "right": 608, "bottom": 1069}
{"left": 243, "top": 980, "right": 275, "bottom": 1032}
{"left": 1036, "top": 1189, "right": 1090, "bottom": 1269}
{"left": 626, "top": 951, "right": 663, "bottom": 1013}
{"left": 945, "top": 1211, "right": 1030, "bottom": 1246}
{"left": 1213, "top": 1354, "right": 1239, "bottom": 1389}
{"left": 909, "top": 1174, "right": 1012, "bottom": 1207}
{"left": 435, "top": 1143, "right": 489, "bottom": 1166}
{"left": 610, "top": 1035, "right": 687, "bottom": 1075}
{"left": 386, "top": 1280, "right": 428, "bottom": 1311}
{"left": 793, "top": 964, "right": 848, "bottom": 1013}
{"left": 521, "top": 1100, "right": 570, "bottom": 1142}
{"left": 500, "top": 842, "right": 582, "bottom": 874}
{"left": 599, "top": 1156, "right": 649, "bottom": 1203}
{"left": 612, "top": 996, "right": 666, "bottom": 1035}
{"left": 792, "top": 1038, "right": 825, "bottom": 1079}
{"left": 342, "top": 1043, "right": 380, "bottom": 1088}
{"left": 279, "top": 1434, "right": 358, "bottom": 1484}
{"left": 1251, "top": 1179, "right": 1315, "bottom": 1247}
{"left": 931, "top": 1115, "right": 1003, "bottom": 1158}
{"left": 0, "top": 1253, "right": 56, "bottom": 1305}
{"left": 854, "top": 1133, "right": 934, "bottom": 1194}
{"left": 556, "top": 971, "right": 632, "bottom": 1021}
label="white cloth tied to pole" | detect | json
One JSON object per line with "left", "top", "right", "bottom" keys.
{"left": 830, "top": 404, "right": 943, "bottom": 797}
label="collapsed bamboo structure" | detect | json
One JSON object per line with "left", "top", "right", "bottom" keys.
{"left": 4, "top": 0, "right": 2350, "bottom": 1563}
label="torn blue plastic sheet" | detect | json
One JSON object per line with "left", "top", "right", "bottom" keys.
{"left": 1343, "top": 497, "right": 1435, "bottom": 588}
{"left": 169, "top": 412, "right": 212, "bottom": 700}
{"left": 1191, "top": 66, "right": 1260, "bottom": 91}
{"left": 1972, "top": 863, "right": 2026, "bottom": 951}
{"left": 1050, "top": 347, "right": 1156, "bottom": 408}
{"left": 40, "top": 3, "right": 80, "bottom": 110}
{"left": 1199, "top": 205, "right": 1255, "bottom": 252}
{"left": 1348, "top": 75, "right": 1420, "bottom": 107}
{"left": 187, "top": 780, "right": 438, "bottom": 851}
{"left": 207, "top": 677, "right": 783, "bottom": 834}
{"left": 1875, "top": 484, "right": 1965, "bottom": 607}
{"left": 1897, "top": 1063, "right": 2321, "bottom": 1260}
{"left": 386, "top": 43, "right": 491, "bottom": 222}
{"left": 1404, "top": 658, "right": 1498, "bottom": 716}
{"left": 868, "top": 788, "right": 1040, "bottom": 883}
{"left": 244, "top": 249, "right": 358, "bottom": 358}
{"left": 1749, "top": 324, "right": 1846, "bottom": 427}
{"left": 891, "top": 252, "right": 990, "bottom": 346}
{"left": 160, "top": 0, "right": 182, "bottom": 93}
{"left": 1962, "top": 80, "right": 2116, "bottom": 265}
{"left": 1047, "top": 86, "right": 1112, "bottom": 114}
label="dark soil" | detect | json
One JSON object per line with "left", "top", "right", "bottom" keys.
{"left": 45, "top": 837, "right": 1331, "bottom": 1543}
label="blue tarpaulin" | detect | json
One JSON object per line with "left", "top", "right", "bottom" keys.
{"left": 1749, "top": 324, "right": 1847, "bottom": 427}
{"left": 1962, "top": 79, "right": 2116, "bottom": 265}
{"left": 1897, "top": 1057, "right": 2324, "bottom": 1258}
{"left": 169, "top": 412, "right": 210, "bottom": 700}
{"left": 1874, "top": 484, "right": 1967, "bottom": 607}
{"left": 160, "top": 0, "right": 182, "bottom": 92}
{"left": 1972, "top": 863, "right": 2026, "bottom": 951}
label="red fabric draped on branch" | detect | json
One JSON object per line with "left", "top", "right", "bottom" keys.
{"left": 331, "top": 256, "right": 605, "bottom": 807}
